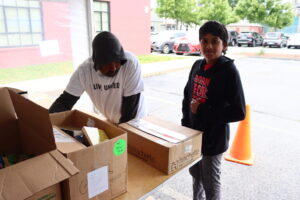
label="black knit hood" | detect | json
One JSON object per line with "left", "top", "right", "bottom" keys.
{"left": 92, "top": 31, "right": 127, "bottom": 71}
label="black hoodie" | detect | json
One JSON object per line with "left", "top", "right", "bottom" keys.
{"left": 182, "top": 56, "right": 246, "bottom": 156}
{"left": 92, "top": 31, "right": 127, "bottom": 71}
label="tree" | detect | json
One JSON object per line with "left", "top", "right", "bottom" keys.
{"left": 156, "top": 0, "right": 176, "bottom": 20}
{"left": 197, "top": 0, "right": 240, "bottom": 25}
{"left": 235, "top": 0, "right": 295, "bottom": 29}
{"left": 228, "top": 0, "right": 239, "bottom": 8}
{"left": 263, "top": 2, "right": 295, "bottom": 30}
{"left": 181, "top": 0, "right": 200, "bottom": 26}
{"left": 156, "top": 0, "right": 200, "bottom": 29}
{"left": 235, "top": 0, "right": 266, "bottom": 22}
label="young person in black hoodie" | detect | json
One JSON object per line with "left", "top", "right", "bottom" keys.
{"left": 182, "top": 21, "right": 246, "bottom": 200}
{"left": 49, "top": 31, "right": 147, "bottom": 124}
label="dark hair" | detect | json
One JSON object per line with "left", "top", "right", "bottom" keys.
{"left": 199, "top": 20, "right": 228, "bottom": 54}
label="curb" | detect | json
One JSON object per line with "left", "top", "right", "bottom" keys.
{"left": 231, "top": 53, "right": 300, "bottom": 61}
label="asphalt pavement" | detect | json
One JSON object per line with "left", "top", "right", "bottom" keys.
{"left": 140, "top": 57, "right": 300, "bottom": 200}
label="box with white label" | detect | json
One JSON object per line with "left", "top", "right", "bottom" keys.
{"left": 119, "top": 116, "right": 202, "bottom": 174}
{"left": 50, "top": 110, "right": 127, "bottom": 200}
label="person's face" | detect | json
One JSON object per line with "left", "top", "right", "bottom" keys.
{"left": 200, "top": 33, "right": 227, "bottom": 65}
{"left": 99, "top": 61, "right": 121, "bottom": 77}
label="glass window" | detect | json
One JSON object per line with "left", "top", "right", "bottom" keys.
{"left": 0, "top": 35, "right": 8, "bottom": 46}
{"left": 8, "top": 34, "right": 20, "bottom": 46}
{"left": 0, "top": 0, "right": 43, "bottom": 47}
{"left": 0, "top": 10, "right": 5, "bottom": 33}
{"left": 17, "top": 0, "right": 29, "bottom": 7}
{"left": 18, "top": 8, "right": 30, "bottom": 32}
{"left": 93, "top": 1, "right": 110, "bottom": 33}
{"left": 3, "top": 1, "right": 16, "bottom": 6}
{"left": 20, "top": 33, "right": 32, "bottom": 45}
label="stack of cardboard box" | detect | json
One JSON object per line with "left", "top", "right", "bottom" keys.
{"left": 0, "top": 88, "right": 78, "bottom": 200}
{"left": 1, "top": 87, "right": 203, "bottom": 200}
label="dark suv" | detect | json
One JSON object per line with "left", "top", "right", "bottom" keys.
{"left": 228, "top": 31, "right": 238, "bottom": 46}
{"left": 237, "top": 32, "right": 264, "bottom": 47}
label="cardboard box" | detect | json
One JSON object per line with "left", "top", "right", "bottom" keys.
{"left": 0, "top": 88, "right": 79, "bottom": 200}
{"left": 119, "top": 116, "right": 203, "bottom": 174}
{"left": 50, "top": 110, "right": 127, "bottom": 200}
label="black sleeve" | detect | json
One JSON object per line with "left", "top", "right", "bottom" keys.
{"left": 119, "top": 93, "right": 140, "bottom": 123}
{"left": 181, "top": 61, "right": 200, "bottom": 127}
{"left": 196, "top": 67, "right": 246, "bottom": 124}
{"left": 48, "top": 91, "right": 80, "bottom": 113}
{"left": 181, "top": 81, "right": 191, "bottom": 127}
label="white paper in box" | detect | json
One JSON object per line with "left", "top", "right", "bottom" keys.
{"left": 127, "top": 119, "right": 187, "bottom": 143}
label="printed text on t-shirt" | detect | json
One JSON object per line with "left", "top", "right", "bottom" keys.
{"left": 93, "top": 82, "right": 120, "bottom": 91}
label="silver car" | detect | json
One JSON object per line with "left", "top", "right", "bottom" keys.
{"left": 151, "top": 30, "right": 187, "bottom": 54}
{"left": 263, "top": 32, "right": 287, "bottom": 48}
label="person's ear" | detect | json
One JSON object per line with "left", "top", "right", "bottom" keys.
{"left": 223, "top": 42, "right": 228, "bottom": 51}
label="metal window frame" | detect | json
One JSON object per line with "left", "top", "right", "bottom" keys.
{"left": 93, "top": 0, "right": 111, "bottom": 33}
{"left": 0, "top": 1, "right": 43, "bottom": 48}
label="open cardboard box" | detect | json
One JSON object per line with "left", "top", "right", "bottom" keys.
{"left": 50, "top": 110, "right": 127, "bottom": 200}
{"left": 0, "top": 88, "right": 79, "bottom": 200}
{"left": 119, "top": 116, "right": 202, "bottom": 174}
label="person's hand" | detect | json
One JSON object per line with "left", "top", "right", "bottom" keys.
{"left": 190, "top": 99, "right": 200, "bottom": 114}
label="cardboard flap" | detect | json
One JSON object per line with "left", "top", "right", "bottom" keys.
{"left": 49, "top": 150, "right": 79, "bottom": 175}
{"left": 53, "top": 126, "right": 86, "bottom": 154}
{"left": 0, "top": 88, "right": 20, "bottom": 153}
{"left": 8, "top": 90, "right": 56, "bottom": 155}
{"left": 5, "top": 87, "right": 26, "bottom": 95}
{"left": 50, "top": 110, "right": 126, "bottom": 139}
{"left": 50, "top": 110, "right": 73, "bottom": 127}
{"left": 0, "top": 150, "right": 78, "bottom": 200}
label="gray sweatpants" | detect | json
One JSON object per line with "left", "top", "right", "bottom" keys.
{"left": 189, "top": 154, "right": 223, "bottom": 200}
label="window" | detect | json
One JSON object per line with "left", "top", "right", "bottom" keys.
{"left": 93, "top": 1, "right": 110, "bottom": 33}
{"left": 0, "top": 0, "right": 43, "bottom": 47}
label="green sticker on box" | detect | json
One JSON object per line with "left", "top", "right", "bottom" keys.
{"left": 113, "top": 139, "right": 126, "bottom": 156}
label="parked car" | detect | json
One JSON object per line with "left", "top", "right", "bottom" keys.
{"left": 263, "top": 32, "right": 287, "bottom": 48}
{"left": 151, "top": 30, "right": 187, "bottom": 54}
{"left": 287, "top": 33, "right": 300, "bottom": 49}
{"left": 237, "top": 32, "right": 264, "bottom": 47}
{"left": 228, "top": 31, "right": 239, "bottom": 46}
{"left": 151, "top": 31, "right": 159, "bottom": 36}
{"left": 173, "top": 31, "right": 200, "bottom": 55}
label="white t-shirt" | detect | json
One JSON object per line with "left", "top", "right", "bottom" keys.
{"left": 65, "top": 51, "right": 147, "bottom": 123}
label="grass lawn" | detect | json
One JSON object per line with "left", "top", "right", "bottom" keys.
{"left": 0, "top": 54, "right": 188, "bottom": 84}
{"left": 138, "top": 54, "right": 187, "bottom": 63}
{"left": 0, "top": 61, "right": 74, "bottom": 84}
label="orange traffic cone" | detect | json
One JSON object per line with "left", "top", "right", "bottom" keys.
{"left": 225, "top": 104, "right": 254, "bottom": 165}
